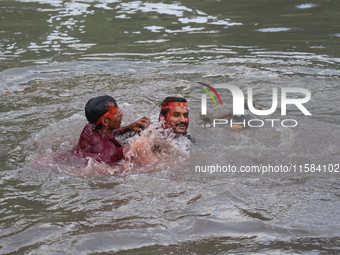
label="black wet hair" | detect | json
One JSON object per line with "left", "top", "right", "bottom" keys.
{"left": 159, "top": 97, "right": 187, "bottom": 119}
{"left": 85, "top": 95, "right": 118, "bottom": 128}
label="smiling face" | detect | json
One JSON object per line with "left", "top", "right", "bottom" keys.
{"left": 162, "top": 106, "right": 189, "bottom": 134}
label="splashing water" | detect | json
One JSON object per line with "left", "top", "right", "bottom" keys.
{"left": 29, "top": 118, "right": 190, "bottom": 177}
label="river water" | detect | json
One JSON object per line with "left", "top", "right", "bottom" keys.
{"left": 1, "top": 0, "right": 340, "bottom": 254}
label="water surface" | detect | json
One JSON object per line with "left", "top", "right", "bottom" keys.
{"left": 0, "top": 0, "right": 340, "bottom": 254}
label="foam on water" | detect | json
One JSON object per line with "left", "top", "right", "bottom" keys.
{"left": 25, "top": 94, "right": 190, "bottom": 177}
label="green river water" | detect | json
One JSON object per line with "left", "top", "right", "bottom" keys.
{"left": 1, "top": 0, "right": 340, "bottom": 254}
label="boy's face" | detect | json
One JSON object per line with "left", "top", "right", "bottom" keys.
{"left": 162, "top": 106, "right": 189, "bottom": 134}
{"left": 105, "top": 102, "right": 123, "bottom": 129}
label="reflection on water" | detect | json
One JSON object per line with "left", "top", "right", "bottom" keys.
{"left": 296, "top": 3, "right": 317, "bottom": 9}
{"left": 0, "top": 0, "right": 340, "bottom": 253}
{"left": 1, "top": 0, "right": 339, "bottom": 71}
{"left": 1, "top": 0, "right": 242, "bottom": 65}
{"left": 255, "top": 27, "right": 292, "bottom": 32}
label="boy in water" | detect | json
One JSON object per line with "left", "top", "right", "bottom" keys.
{"left": 74, "top": 95, "right": 150, "bottom": 166}
{"left": 159, "top": 97, "right": 195, "bottom": 143}
{"left": 149, "top": 97, "right": 195, "bottom": 154}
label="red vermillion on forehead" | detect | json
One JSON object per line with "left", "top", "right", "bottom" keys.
{"left": 93, "top": 107, "right": 119, "bottom": 125}
{"left": 161, "top": 102, "right": 187, "bottom": 110}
